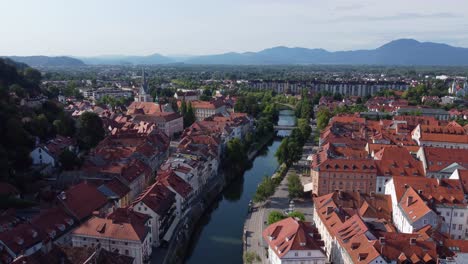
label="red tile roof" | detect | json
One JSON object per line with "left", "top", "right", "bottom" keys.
{"left": 190, "top": 99, "right": 225, "bottom": 110}
{"left": 157, "top": 170, "right": 192, "bottom": 199}
{"left": 58, "top": 182, "right": 109, "bottom": 221}
{"left": 416, "top": 125, "right": 468, "bottom": 144}
{"left": 262, "top": 218, "right": 325, "bottom": 258}
{"left": 132, "top": 182, "right": 175, "bottom": 216}
{"left": 374, "top": 147, "right": 425, "bottom": 177}
{"left": 391, "top": 176, "right": 466, "bottom": 207}
{"left": 103, "top": 178, "right": 130, "bottom": 198}
{"left": 72, "top": 212, "right": 149, "bottom": 242}
{"left": 422, "top": 147, "right": 468, "bottom": 172}
{"left": 127, "top": 102, "right": 165, "bottom": 115}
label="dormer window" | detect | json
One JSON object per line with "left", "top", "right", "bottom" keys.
{"left": 15, "top": 237, "right": 24, "bottom": 245}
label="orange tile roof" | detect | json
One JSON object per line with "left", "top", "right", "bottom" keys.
{"left": 422, "top": 147, "right": 468, "bottom": 172}
{"left": 72, "top": 213, "right": 149, "bottom": 242}
{"left": 391, "top": 176, "right": 466, "bottom": 206}
{"left": 262, "top": 218, "right": 325, "bottom": 258}
{"left": 416, "top": 125, "right": 468, "bottom": 144}
{"left": 374, "top": 147, "right": 425, "bottom": 177}
{"left": 58, "top": 182, "right": 109, "bottom": 221}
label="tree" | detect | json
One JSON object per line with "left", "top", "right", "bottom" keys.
{"left": 268, "top": 211, "right": 286, "bottom": 225}
{"left": 77, "top": 112, "right": 104, "bottom": 149}
{"left": 53, "top": 115, "right": 75, "bottom": 137}
{"left": 59, "top": 149, "right": 80, "bottom": 170}
{"left": 243, "top": 251, "right": 261, "bottom": 264}
{"left": 33, "top": 114, "right": 54, "bottom": 140}
{"left": 253, "top": 176, "right": 275, "bottom": 203}
{"left": 316, "top": 108, "right": 332, "bottom": 130}
{"left": 287, "top": 173, "right": 303, "bottom": 199}
{"left": 225, "top": 138, "right": 247, "bottom": 172}
{"left": 297, "top": 118, "right": 311, "bottom": 141}
{"left": 288, "top": 211, "right": 305, "bottom": 221}
{"left": 276, "top": 137, "right": 302, "bottom": 166}
{"left": 183, "top": 102, "right": 196, "bottom": 128}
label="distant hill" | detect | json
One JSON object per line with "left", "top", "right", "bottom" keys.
{"left": 184, "top": 39, "right": 468, "bottom": 65}
{"left": 5, "top": 56, "right": 85, "bottom": 67}
{"left": 9, "top": 39, "right": 468, "bottom": 66}
{"left": 80, "top": 53, "right": 175, "bottom": 65}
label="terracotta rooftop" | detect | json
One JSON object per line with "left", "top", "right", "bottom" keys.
{"left": 58, "top": 182, "right": 109, "bottom": 221}
{"left": 72, "top": 209, "right": 149, "bottom": 242}
{"left": 422, "top": 147, "right": 468, "bottom": 172}
{"left": 262, "top": 218, "right": 325, "bottom": 258}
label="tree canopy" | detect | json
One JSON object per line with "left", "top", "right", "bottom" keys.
{"left": 77, "top": 112, "right": 105, "bottom": 149}
{"left": 287, "top": 173, "right": 303, "bottom": 199}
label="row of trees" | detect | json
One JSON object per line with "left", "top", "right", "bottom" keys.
{"left": 179, "top": 100, "right": 196, "bottom": 128}
{"left": 275, "top": 118, "right": 311, "bottom": 166}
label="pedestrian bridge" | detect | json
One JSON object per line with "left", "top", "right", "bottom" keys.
{"left": 273, "top": 125, "right": 297, "bottom": 131}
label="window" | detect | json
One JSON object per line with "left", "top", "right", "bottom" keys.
{"left": 423, "top": 219, "right": 428, "bottom": 225}
{"left": 125, "top": 250, "right": 129, "bottom": 255}
{"left": 461, "top": 212, "right": 465, "bottom": 217}
{"left": 294, "top": 252, "right": 298, "bottom": 257}
{"left": 452, "top": 224, "right": 456, "bottom": 230}
{"left": 454, "top": 212, "right": 458, "bottom": 217}
{"left": 125, "top": 242, "right": 128, "bottom": 245}
{"left": 459, "top": 224, "right": 463, "bottom": 231}
{"left": 112, "top": 241, "right": 115, "bottom": 244}
{"left": 446, "top": 212, "right": 450, "bottom": 217}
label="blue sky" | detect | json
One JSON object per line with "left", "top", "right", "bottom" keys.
{"left": 1, "top": 0, "right": 467, "bottom": 56}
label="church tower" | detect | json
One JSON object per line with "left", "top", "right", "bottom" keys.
{"left": 135, "top": 68, "right": 152, "bottom": 102}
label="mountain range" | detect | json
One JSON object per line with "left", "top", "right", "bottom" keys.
{"left": 6, "top": 39, "right": 468, "bottom": 66}
{"left": 4, "top": 56, "right": 85, "bottom": 67}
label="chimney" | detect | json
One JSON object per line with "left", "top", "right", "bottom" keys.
{"left": 379, "top": 237, "right": 385, "bottom": 245}
{"left": 407, "top": 196, "right": 414, "bottom": 207}
{"left": 370, "top": 191, "right": 375, "bottom": 198}
{"left": 326, "top": 206, "right": 334, "bottom": 215}
{"left": 409, "top": 237, "right": 416, "bottom": 246}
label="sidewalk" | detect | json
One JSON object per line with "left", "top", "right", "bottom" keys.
{"left": 243, "top": 166, "right": 314, "bottom": 263}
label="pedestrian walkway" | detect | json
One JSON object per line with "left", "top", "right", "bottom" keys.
{"left": 243, "top": 165, "right": 314, "bottom": 263}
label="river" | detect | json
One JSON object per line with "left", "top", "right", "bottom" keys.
{"left": 277, "top": 109, "right": 296, "bottom": 137}
{"left": 184, "top": 111, "right": 296, "bottom": 263}
{"left": 185, "top": 140, "right": 281, "bottom": 264}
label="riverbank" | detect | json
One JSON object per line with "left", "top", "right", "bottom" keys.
{"left": 242, "top": 165, "right": 314, "bottom": 263}
{"left": 185, "top": 141, "right": 281, "bottom": 264}
{"left": 153, "top": 138, "right": 278, "bottom": 264}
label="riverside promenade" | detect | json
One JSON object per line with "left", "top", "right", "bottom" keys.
{"left": 242, "top": 166, "right": 314, "bottom": 263}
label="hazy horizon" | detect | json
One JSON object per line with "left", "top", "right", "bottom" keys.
{"left": 2, "top": 0, "right": 468, "bottom": 57}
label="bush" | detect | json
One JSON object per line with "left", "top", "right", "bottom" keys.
{"left": 243, "top": 251, "right": 261, "bottom": 264}
{"left": 288, "top": 211, "right": 305, "bottom": 221}
{"left": 268, "top": 211, "right": 286, "bottom": 225}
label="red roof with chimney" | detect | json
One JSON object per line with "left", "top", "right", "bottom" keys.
{"left": 262, "top": 218, "right": 325, "bottom": 258}
{"left": 132, "top": 182, "right": 175, "bottom": 216}
{"left": 157, "top": 170, "right": 192, "bottom": 199}
{"left": 58, "top": 182, "right": 108, "bottom": 221}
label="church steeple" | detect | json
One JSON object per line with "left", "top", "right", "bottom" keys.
{"left": 134, "top": 68, "right": 152, "bottom": 102}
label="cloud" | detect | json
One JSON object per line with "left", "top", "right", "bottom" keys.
{"left": 330, "top": 12, "right": 461, "bottom": 22}
{"left": 334, "top": 3, "right": 365, "bottom": 11}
